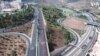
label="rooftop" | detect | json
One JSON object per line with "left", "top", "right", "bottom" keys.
{"left": 0, "top": 0, "right": 21, "bottom": 13}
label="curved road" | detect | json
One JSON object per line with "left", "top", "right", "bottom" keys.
{"left": 50, "top": 14, "right": 81, "bottom": 56}
{"left": 62, "top": 12, "right": 98, "bottom": 56}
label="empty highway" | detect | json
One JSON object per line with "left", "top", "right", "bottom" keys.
{"left": 37, "top": 9, "right": 50, "bottom": 56}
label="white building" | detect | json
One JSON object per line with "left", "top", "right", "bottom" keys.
{"left": 0, "top": 0, "right": 21, "bottom": 13}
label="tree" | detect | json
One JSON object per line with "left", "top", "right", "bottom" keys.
{"left": 0, "top": 5, "right": 34, "bottom": 28}
{"left": 12, "top": 51, "right": 17, "bottom": 56}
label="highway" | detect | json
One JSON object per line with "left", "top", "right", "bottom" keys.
{"left": 79, "top": 13, "right": 99, "bottom": 56}
{"left": 1, "top": 0, "right": 99, "bottom": 56}
{"left": 33, "top": 0, "right": 50, "bottom": 56}
{"left": 24, "top": 0, "right": 99, "bottom": 56}
{"left": 27, "top": 8, "right": 38, "bottom": 56}
{"left": 26, "top": 2, "right": 80, "bottom": 56}
{"left": 79, "top": 28, "right": 98, "bottom": 56}
{"left": 62, "top": 27, "right": 91, "bottom": 56}
{"left": 34, "top": 1, "right": 80, "bottom": 56}
{"left": 77, "top": 13, "right": 98, "bottom": 56}
{"left": 56, "top": 20, "right": 81, "bottom": 56}
{"left": 37, "top": 8, "right": 50, "bottom": 56}
{"left": 62, "top": 12, "right": 98, "bottom": 56}
{"left": 19, "top": 1, "right": 39, "bottom": 56}
{"left": 62, "top": 25, "right": 93, "bottom": 56}
{"left": 26, "top": 0, "right": 50, "bottom": 56}
{"left": 32, "top": 3, "right": 97, "bottom": 56}
{"left": 55, "top": 9, "right": 98, "bottom": 56}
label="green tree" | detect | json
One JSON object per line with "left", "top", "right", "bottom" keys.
{"left": 12, "top": 51, "right": 17, "bottom": 56}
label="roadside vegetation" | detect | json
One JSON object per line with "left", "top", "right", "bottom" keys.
{"left": 95, "top": 14, "right": 100, "bottom": 23}
{"left": 77, "top": 15, "right": 88, "bottom": 20}
{"left": 0, "top": 5, "right": 34, "bottom": 28}
{"left": 96, "top": 19, "right": 100, "bottom": 23}
{"left": 61, "top": 8, "right": 76, "bottom": 17}
{"left": 73, "top": 29, "right": 85, "bottom": 36}
{"left": 0, "top": 34, "right": 26, "bottom": 56}
{"left": 61, "top": 8, "right": 87, "bottom": 36}
{"left": 43, "top": 7, "right": 73, "bottom": 52}
{"left": 95, "top": 16, "right": 100, "bottom": 23}
{"left": 61, "top": 8, "right": 88, "bottom": 20}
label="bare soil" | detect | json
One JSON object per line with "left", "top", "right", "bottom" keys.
{"left": 62, "top": 17, "right": 85, "bottom": 30}
{"left": 2, "top": 22, "right": 32, "bottom": 37}
{"left": 0, "top": 34, "right": 26, "bottom": 56}
{"left": 48, "top": 27, "right": 65, "bottom": 52}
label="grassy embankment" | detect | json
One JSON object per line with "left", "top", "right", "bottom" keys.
{"left": 95, "top": 13, "right": 100, "bottom": 23}
{"left": 61, "top": 8, "right": 86, "bottom": 36}
{"left": 42, "top": 7, "right": 73, "bottom": 52}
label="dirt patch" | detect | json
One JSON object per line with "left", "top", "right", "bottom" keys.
{"left": 1, "top": 22, "right": 32, "bottom": 37}
{"left": 51, "top": 27, "right": 65, "bottom": 49}
{"left": 62, "top": 17, "right": 85, "bottom": 30}
{"left": 48, "top": 27, "right": 65, "bottom": 52}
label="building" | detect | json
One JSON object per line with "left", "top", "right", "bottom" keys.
{"left": 0, "top": 0, "right": 21, "bottom": 13}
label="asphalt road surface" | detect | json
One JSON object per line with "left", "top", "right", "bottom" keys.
{"left": 37, "top": 9, "right": 49, "bottom": 56}
{"left": 27, "top": 8, "right": 38, "bottom": 56}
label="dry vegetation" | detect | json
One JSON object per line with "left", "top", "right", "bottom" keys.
{"left": 43, "top": 7, "right": 72, "bottom": 52}
{"left": 0, "top": 5, "right": 34, "bottom": 37}
{"left": 0, "top": 22, "right": 32, "bottom": 37}
{"left": 0, "top": 34, "right": 27, "bottom": 56}
{"left": 48, "top": 26, "right": 65, "bottom": 52}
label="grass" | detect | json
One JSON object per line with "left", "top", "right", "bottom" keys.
{"left": 60, "top": 8, "right": 77, "bottom": 17}
{"left": 62, "top": 27, "right": 73, "bottom": 44}
{"left": 96, "top": 19, "right": 100, "bottom": 23}
{"left": 73, "top": 29, "right": 85, "bottom": 36}
{"left": 94, "top": 14, "right": 100, "bottom": 23}
{"left": 96, "top": 15, "right": 100, "bottom": 23}
{"left": 0, "top": 5, "right": 34, "bottom": 28}
{"left": 77, "top": 15, "right": 88, "bottom": 20}
{"left": 43, "top": 7, "right": 73, "bottom": 45}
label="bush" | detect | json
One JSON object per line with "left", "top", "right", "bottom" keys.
{"left": 0, "top": 5, "right": 34, "bottom": 28}
{"left": 43, "top": 7, "right": 66, "bottom": 25}
{"left": 43, "top": 7, "right": 72, "bottom": 45}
